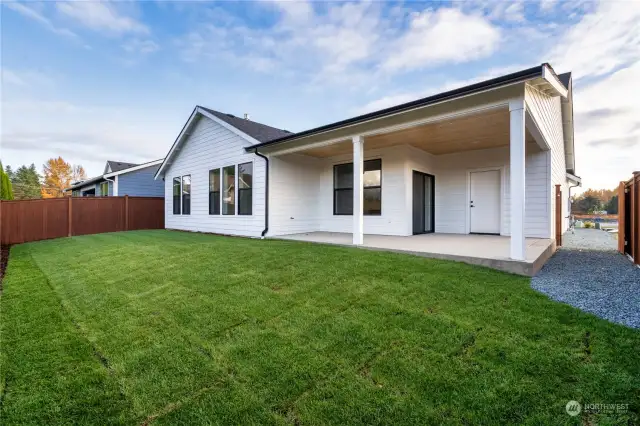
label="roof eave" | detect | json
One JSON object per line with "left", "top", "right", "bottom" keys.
{"left": 245, "top": 64, "right": 546, "bottom": 152}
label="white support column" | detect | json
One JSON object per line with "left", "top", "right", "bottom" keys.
{"left": 352, "top": 135, "right": 364, "bottom": 245}
{"left": 113, "top": 175, "right": 118, "bottom": 196}
{"left": 509, "top": 99, "right": 526, "bottom": 260}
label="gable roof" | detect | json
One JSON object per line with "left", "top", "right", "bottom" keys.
{"left": 198, "top": 107, "right": 292, "bottom": 143}
{"left": 105, "top": 161, "right": 138, "bottom": 174}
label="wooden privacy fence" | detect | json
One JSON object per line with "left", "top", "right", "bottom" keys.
{"left": 618, "top": 172, "right": 640, "bottom": 265}
{"left": 0, "top": 196, "right": 164, "bottom": 245}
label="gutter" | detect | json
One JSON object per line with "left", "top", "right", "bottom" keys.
{"left": 253, "top": 149, "right": 269, "bottom": 238}
{"left": 245, "top": 64, "right": 545, "bottom": 152}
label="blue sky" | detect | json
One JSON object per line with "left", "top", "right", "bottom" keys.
{"left": 2, "top": 0, "right": 639, "bottom": 190}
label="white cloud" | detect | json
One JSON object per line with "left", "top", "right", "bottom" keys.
{"left": 381, "top": 8, "right": 500, "bottom": 73}
{"left": 4, "top": 1, "right": 78, "bottom": 38}
{"left": 56, "top": 2, "right": 148, "bottom": 35}
{"left": 547, "top": 0, "right": 640, "bottom": 80}
{"left": 176, "top": 2, "right": 501, "bottom": 86}
{"left": 1, "top": 68, "right": 55, "bottom": 88}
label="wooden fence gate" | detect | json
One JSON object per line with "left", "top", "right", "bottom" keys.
{"left": 618, "top": 172, "right": 640, "bottom": 265}
{"left": 0, "top": 196, "right": 164, "bottom": 245}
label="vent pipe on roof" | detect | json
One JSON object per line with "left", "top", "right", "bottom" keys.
{"left": 244, "top": 113, "right": 250, "bottom": 120}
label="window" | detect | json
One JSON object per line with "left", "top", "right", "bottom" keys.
{"left": 238, "top": 162, "right": 253, "bottom": 215}
{"left": 222, "top": 165, "right": 235, "bottom": 215}
{"left": 209, "top": 169, "right": 220, "bottom": 215}
{"left": 173, "top": 178, "right": 181, "bottom": 214}
{"left": 182, "top": 175, "right": 191, "bottom": 215}
{"left": 100, "top": 181, "right": 109, "bottom": 196}
{"left": 333, "top": 159, "right": 381, "bottom": 216}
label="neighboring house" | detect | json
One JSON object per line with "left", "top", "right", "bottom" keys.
{"left": 154, "top": 63, "right": 581, "bottom": 262}
{"left": 68, "top": 160, "right": 164, "bottom": 197}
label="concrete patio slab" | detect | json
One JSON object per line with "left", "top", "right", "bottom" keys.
{"left": 272, "top": 232, "right": 555, "bottom": 276}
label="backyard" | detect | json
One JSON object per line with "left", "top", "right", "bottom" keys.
{"left": 1, "top": 230, "right": 638, "bottom": 425}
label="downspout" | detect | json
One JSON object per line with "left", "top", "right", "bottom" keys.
{"left": 254, "top": 149, "right": 269, "bottom": 238}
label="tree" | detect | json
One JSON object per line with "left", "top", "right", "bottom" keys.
{"left": 0, "top": 162, "right": 15, "bottom": 200}
{"left": 573, "top": 194, "right": 602, "bottom": 214}
{"left": 11, "top": 164, "right": 42, "bottom": 199}
{"left": 41, "top": 157, "right": 80, "bottom": 198}
{"left": 72, "top": 165, "right": 87, "bottom": 183}
{"left": 605, "top": 195, "right": 618, "bottom": 214}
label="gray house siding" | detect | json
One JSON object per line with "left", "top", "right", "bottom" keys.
{"left": 117, "top": 165, "right": 164, "bottom": 197}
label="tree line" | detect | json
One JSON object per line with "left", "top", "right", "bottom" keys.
{"left": 0, "top": 157, "right": 87, "bottom": 200}
{"left": 572, "top": 188, "right": 619, "bottom": 214}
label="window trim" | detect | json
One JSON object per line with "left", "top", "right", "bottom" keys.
{"left": 237, "top": 161, "right": 254, "bottom": 216}
{"left": 172, "top": 177, "right": 181, "bottom": 215}
{"left": 333, "top": 158, "right": 382, "bottom": 216}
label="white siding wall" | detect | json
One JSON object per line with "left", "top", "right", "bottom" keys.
{"left": 163, "top": 116, "right": 266, "bottom": 237}
{"left": 526, "top": 85, "right": 568, "bottom": 235}
{"left": 409, "top": 145, "right": 550, "bottom": 238}
{"left": 269, "top": 154, "right": 322, "bottom": 235}
{"left": 267, "top": 144, "right": 550, "bottom": 238}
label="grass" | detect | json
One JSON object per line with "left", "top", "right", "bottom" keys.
{"left": 1, "top": 230, "right": 638, "bottom": 425}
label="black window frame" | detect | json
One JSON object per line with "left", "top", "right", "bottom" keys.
{"left": 182, "top": 175, "right": 191, "bottom": 215}
{"left": 172, "top": 177, "right": 181, "bottom": 215}
{"left": 238, "top": 162, "right": 253, "bottom": 215}
{"left": 333, "top": 159, "right": 382, "bottom": 216}
{"left": 209, "top": 168, "right": 221, "bottom": 215}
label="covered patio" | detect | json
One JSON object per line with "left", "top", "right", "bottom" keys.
{"left": 275, "top": 232, "right": 555, "bottom": 276}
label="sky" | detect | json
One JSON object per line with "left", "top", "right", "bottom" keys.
{"left": 1, "top": 0, "right": 639, "bottom": 190}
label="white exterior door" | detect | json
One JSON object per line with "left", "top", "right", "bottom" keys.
{"left": 469, "top": 170, "right": 501, "bottom": 234}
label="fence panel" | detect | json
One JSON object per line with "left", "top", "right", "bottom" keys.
{"left": 72, "top": 197, "right": 126, "bottom": 236}
{"left": 619, "top": 172, "right": 640, "bottom": 265}
{"left": 128, "top": 197, "right": 165, "bottom": 231}
{"left": 0, "top": 196, "right": 164, "bottom": 245}
{"left": 1, "top": 198, "right": 69, "bottom": 244}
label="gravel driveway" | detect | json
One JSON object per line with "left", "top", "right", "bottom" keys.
{"left": 532, "top": 229, "right": 640, "bottom": 329}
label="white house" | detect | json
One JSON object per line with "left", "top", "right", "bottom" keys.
{"left": 154, "top": 63, "right": 581, "bottom": 274}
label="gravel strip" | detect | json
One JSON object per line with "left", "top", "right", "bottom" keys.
{"left": 532, "top": 250, "right": 640, "bottom": 329}
{"left": 562, "top": 228, "right": 617, "bottom": 251}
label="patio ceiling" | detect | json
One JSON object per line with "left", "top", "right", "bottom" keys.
{"left": 300, "top": 108, "right": 537, "bottom": 158}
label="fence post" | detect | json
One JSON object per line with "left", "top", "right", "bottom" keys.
{"left": 555, "top": 185, "right": 562, "bottom": 247}
{"left": 68, "top": 196, "right": 73, "bottom": 237}
{"left": 618, "top": 182, "right": 626, "bottom": 254}
{"left": 125, "top": 195, "right": 129, "bottom": 231}
{"left": 634, "top": 172, "right": 639, "bottom": 265}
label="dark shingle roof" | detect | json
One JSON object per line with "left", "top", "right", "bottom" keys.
{"left": 199, "top": 106, "right": 292, "bottom": 143}
{"left": 105, "top": 161, "right": 138, "bottom": 174}
{"left": 558, "top": 72, "right": 571, "bottom": 90}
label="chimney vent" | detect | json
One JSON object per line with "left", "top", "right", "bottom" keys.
{"left": 244, "top": 113, "right": 250, "bottom": 120}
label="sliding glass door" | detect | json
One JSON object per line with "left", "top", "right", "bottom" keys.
{"left": 412, "top": 171, "right": 435, "bottom": 234}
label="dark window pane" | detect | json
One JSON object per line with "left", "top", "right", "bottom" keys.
{"left": 239, "top": 189, "right": 252, "bottom": 215}
{"left": 334, "top": 189, "right": 353, "bottom": 215}
{"left": 364, "top": 159, "right": 381, "bottom": 172}
{"left": 209, "top": 192, "right": 220, "bottom": 215}
{"left": 182, "top": 194, "right": 191, "bottom": 215}
{"left": 173, "top": 196, "right": 180, "bottom": 214}
{"left": 238, "top": 162, "right": 252, "bottom": 189}
{"left": 223, "top": 165, "right": 235, "bottom": 215}
{"left": 363, "top": 187, "right": 381, "bottom": 215}
{"left": 209, "top": 169, "right": 220, "bottom": 192}
{"left": 334, "top": 163, "right": 353, "bottom": 189}
{"left": 172, "top": 178, "right": 181, "bottom": 214}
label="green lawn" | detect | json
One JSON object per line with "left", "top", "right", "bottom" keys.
{"left": 1, "top": 230, "right": 638, "bottom": 425}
